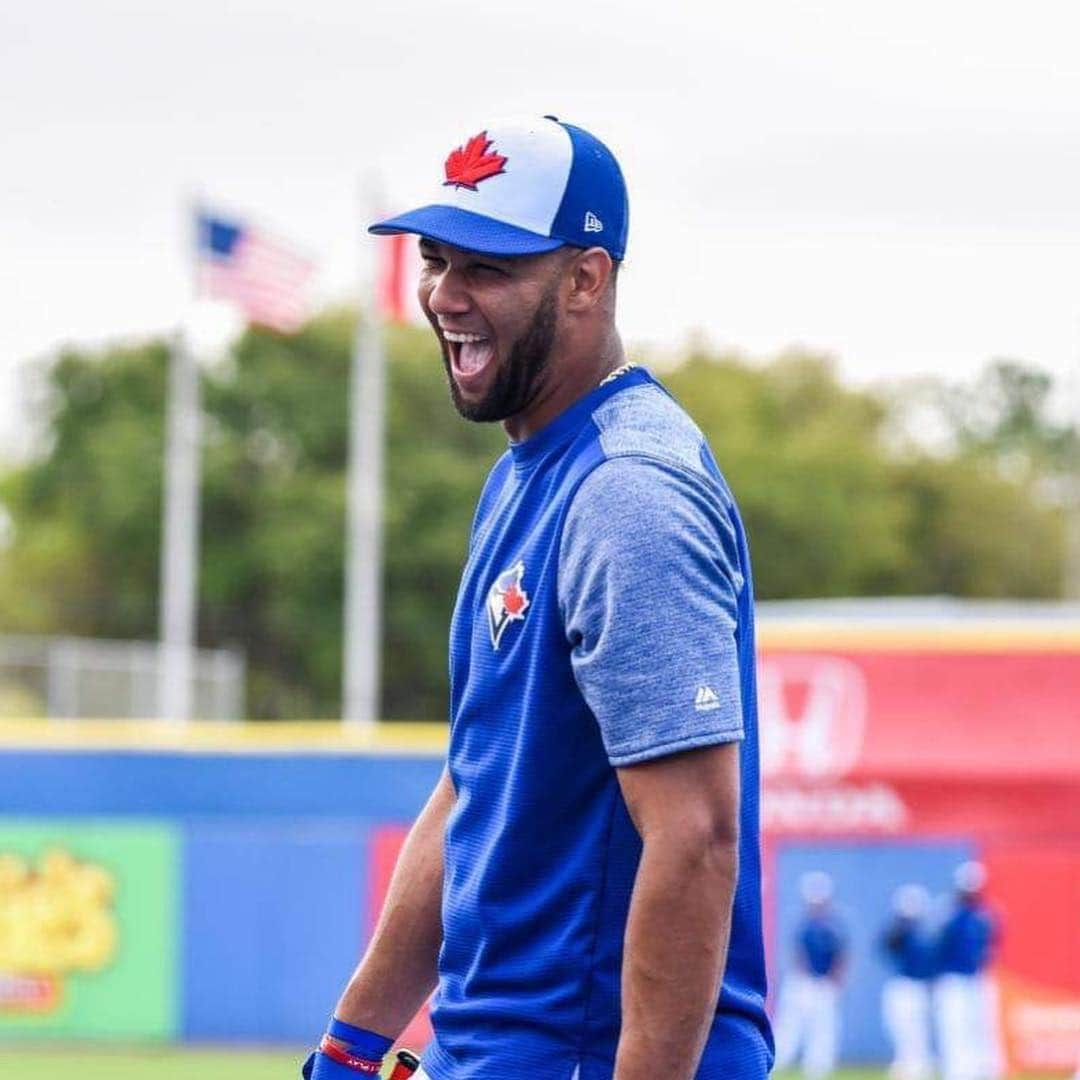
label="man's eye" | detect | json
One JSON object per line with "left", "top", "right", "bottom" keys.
{"left": 472, "top": 263, "right": 506, "bottom": 276}
{"left": 421, "top": 256, "right": 445, "bottom": 270}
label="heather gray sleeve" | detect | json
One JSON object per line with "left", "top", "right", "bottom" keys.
{"left": 558, "top": 455, "right": 746, "bottom": 767}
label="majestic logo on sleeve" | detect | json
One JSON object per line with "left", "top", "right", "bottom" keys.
{"left": 444, "top": 132, "right": 508, "bottom": 190}
{"left": 486, "top": 560, "right": 530, "bottom": 650}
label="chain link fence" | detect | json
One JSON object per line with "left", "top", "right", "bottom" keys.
{"left": 0, "top": 636, "right": 244, "bottom": 720}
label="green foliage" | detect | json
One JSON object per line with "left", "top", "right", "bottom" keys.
{"left": 0, "top": 341, "right": 169, "bottom": 638}
{"left": 0, "top": 318, "right": 1069, "bottom": 719}
{"left": 889, "top": 456, "right": 1062, "bottom": 597}
{"left": 944, "top": 358, "right": 1078, "bottom": 472}
{"left": 199, "top": 313, "right": 500, "bottom": 718}
{"left": 665, "top": 352, "right": 910, "bottom": 598}
{"left": 0, "top": 313, "right": 502, "bottom": 719}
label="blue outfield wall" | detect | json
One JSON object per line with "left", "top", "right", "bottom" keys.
{"left": 0, "top": 748, "right": 445, "bottom": 1044}
{"left": 0, "top": 751, "right": 444, "bottom": 818}
{"left": 1, "top": 745, "right": 983, "bottom": 1059}
{"left": 773, "top": 839, "right": 977, "bottom": 1064}
{"left": 182, "top": 821, "right": 367, "bottom": 1042}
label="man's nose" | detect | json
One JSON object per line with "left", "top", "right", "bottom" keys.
{"left": 425, "top": 269, "right": 471, "bottom": 316}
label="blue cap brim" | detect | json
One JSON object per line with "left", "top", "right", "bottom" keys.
{"left": 368, "top": 205, "right": 566, "bottom": 257}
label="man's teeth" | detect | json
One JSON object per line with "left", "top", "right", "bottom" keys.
{"left": 444, "top": 332, "right": 487, "bottom": 344}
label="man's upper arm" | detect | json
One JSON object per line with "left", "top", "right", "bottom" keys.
{"left": 558, "top": 455, "right": 747, "bottom": 767}
{"left": 616, "top": 741, "right": 741, "bottom": 846}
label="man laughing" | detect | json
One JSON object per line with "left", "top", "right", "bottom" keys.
{"left": 304, "top": 116, "right": 773, "bottom": 1080}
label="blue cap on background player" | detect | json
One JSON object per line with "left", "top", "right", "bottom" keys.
{"left": 368, "top": 116, "right": 629, "bottom": 261}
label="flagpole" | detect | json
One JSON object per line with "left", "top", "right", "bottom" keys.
{"left": 1066, "top": 326, "right": 1080, "bottom": 600}
{"left": 157, "top": 199, "right": 203, "bottom": 722}
{"left": 343, "top": 180, "right": 385, "bottom": 730}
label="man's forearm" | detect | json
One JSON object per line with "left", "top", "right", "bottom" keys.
{"left": 613, "top": 829, "right": 739, "bottom": 1080}
{"left": 332, "top": 768, "right": 453, "bottom": 1039}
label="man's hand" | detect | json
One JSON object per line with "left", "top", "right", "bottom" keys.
{"left": 613, "top": 741, "right": 741, "bottom": 1080}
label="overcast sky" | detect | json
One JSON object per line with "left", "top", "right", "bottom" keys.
{"left": 2, "top": 0, "right": 1079, "bottom": 455}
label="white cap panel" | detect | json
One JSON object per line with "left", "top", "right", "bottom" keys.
{"left": 436, "top": 119, "right": 573, "bottom": 237}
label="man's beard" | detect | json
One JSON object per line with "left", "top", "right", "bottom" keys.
{"left": 442, "top": 285, "right": 558, "bottom": 424}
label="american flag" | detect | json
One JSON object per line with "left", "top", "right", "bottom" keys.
{"left": 196, "top": 211, "right": 315, "bottom": 333}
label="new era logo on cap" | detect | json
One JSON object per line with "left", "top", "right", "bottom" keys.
{"left": 369, "top": 116, "right": 628, "bottom": 260}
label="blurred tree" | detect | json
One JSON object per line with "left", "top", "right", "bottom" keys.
{"left": 0, "top": 341, "right": 168, "bottom": 638}
{"left": 945, "top": 359, "right": 1077, "bottom": 472}
{"left": 665, "top": 351, "right": 910, "bottom": 598}
{"left": 0, "top": 314, "right": 501, "bottom": 719}
{"left": 198, "top": 312, "right": 502, "bottom": 718}
{"left": 663, "top": 348, "right": 1065, "bottom": 599}
{"left": 889, "top": 456, "right": 1062, "bottom": 597}
{"left": 0, "top": 324, "right": 1068, "bottom": 720}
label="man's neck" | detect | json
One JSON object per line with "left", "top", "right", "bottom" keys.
{"left": 503, "top": 331, "right": 627, "bottom": 443}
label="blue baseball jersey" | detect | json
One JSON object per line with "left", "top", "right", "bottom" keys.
{"left": 422, "top": 368, "right": 772, "bottom": 1080}
{"left": 937, "top": 902, "right": 997, "bottom": 976}
{"left": 796, "top": 914, "right": 847, "bottom": 978}
{"left": 882, "top": 917, "right": 937, "bottom": 980}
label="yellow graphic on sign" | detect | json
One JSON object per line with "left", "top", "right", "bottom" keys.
{"left": 0, "top": 849, "right": 118, "bottom": 1012}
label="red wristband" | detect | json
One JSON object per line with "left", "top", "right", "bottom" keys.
{"left": 318, "top": 1034, "right": 383, "bottom": 1074}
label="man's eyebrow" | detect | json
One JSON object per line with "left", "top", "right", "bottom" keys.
{"left": 417, "top": 242, "right": 513, "bottom": 267}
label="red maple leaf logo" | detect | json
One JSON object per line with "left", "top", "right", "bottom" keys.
{"left": 444, "top": 132, "right": 507, "bottom": 190}
{"left": 503, "top": 582, "right": 527, "bottom": 617}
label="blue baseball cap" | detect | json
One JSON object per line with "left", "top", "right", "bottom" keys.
{"left": 369, "top": 116, "right": 629, "bottom": 261}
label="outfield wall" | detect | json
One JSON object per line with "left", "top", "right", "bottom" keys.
{"left": 0, "top": 742, "right": 442, "bottom": 1045}
{"left": 2, "top": 738, "right": 1077, "bottom": 1071}
{"left": 2, "top": 605, "right": 1079, "bottom": 1071}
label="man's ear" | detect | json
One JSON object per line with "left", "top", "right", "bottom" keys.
{"left": 564, "top": 248, "right": 613, "bottom": 313}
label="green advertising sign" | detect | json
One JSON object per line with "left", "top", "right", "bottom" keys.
{"left": 0, "top": 819, "right": 178, "bottom": 1039}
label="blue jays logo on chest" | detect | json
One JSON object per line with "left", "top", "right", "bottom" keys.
{"left": 486, "top": 560, "right": 530, "bottom": 650}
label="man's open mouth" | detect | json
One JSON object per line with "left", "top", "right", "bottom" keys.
{"left": 444, "top": 331, "right": 495, "bottom": 380}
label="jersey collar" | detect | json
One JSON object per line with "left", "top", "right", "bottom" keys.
{"left": 508, "top": 366, "right": 652, "bottom": 473}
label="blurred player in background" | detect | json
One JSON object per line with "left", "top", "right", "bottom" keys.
{"left": 301, "top": 116, "right": 773, "bottom": 1079}
{"left": 934, "top": 861, "right": 1004, "bottom": 1080}
{"left": 772, "top": 871, "right": 848, "bottom": 1080}
{"left": 880, "top": 884, "right": 936, "bottom": 1080}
